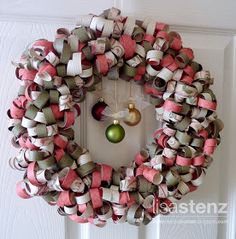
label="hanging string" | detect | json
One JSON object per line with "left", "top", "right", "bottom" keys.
{"left": 114, "top": 79, "right": 118, "bottom": 113}
{"left": 100, "top": 78, "right": 103, "bottom": 91}
{"left": 129, "top": 80, "right": 132, "bottom": 99}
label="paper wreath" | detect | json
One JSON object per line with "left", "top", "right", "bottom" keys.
{"left": 8, "top": 8, "right": 224, "bottom": 226}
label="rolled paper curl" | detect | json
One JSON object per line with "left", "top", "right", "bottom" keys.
{"left": 8, "top": 7, "right": 223, "bottom": 226}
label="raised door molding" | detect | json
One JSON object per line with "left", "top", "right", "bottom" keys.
{"left": 1, "top": 0, "right": 236, "bottom": 30}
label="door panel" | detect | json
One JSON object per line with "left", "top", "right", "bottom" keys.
{"left": 0, "top": 1, "right": 235, "bottom": 239}
{"left": 67, "top": 32, "right": 231, "bottom": 239}
{"left": 0, "top": 21, "right": 67, "bottom": 239}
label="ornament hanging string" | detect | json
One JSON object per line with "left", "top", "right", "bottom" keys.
{"left": 115, "top": 79, "right": 118, "bottom": 114}
{"left": 129, "top": 80, "right": 132, "bottom": 99}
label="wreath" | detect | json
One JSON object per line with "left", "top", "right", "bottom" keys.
{"left": 8, "top": 8, "right": 223, "bottom": 226}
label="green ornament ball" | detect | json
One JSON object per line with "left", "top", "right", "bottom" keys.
{"left": 105, "top": 120, "right": 125, "bottom": 143}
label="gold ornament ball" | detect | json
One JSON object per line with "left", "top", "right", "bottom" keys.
{"left": 123, "top": 103, "right": 141, "bottom": 126}
{"left": 105, "top": 120, "right": 125, "bottom": 143}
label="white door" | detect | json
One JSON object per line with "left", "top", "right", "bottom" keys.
{"left": 0, "top": 1, "right": 236, "bottom": 239}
